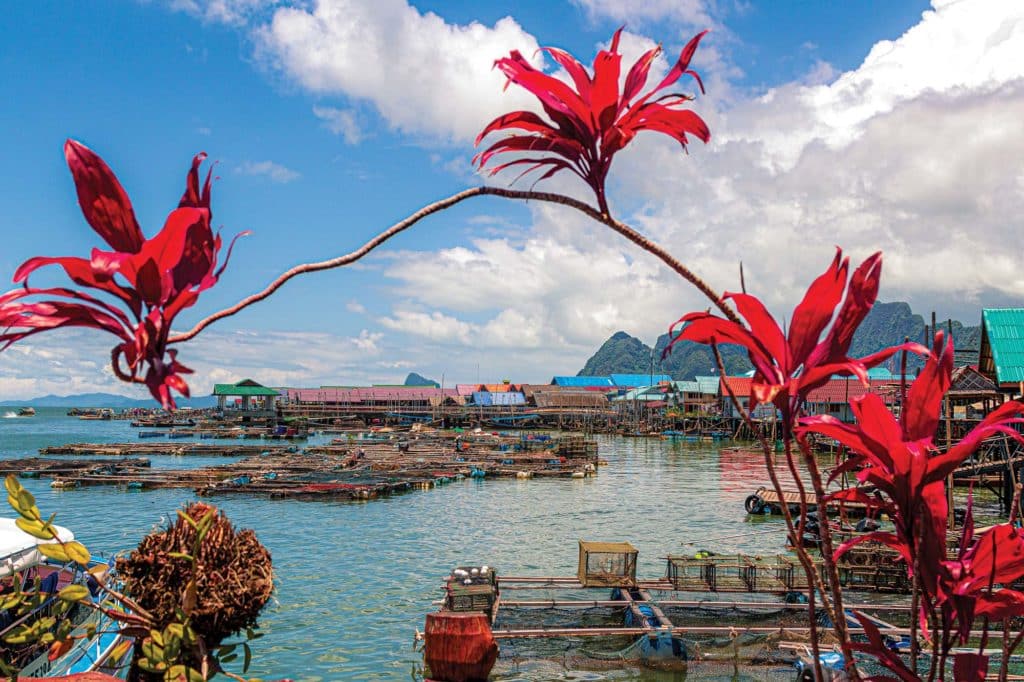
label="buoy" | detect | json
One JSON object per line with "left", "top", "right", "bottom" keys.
{"left": 515, "top": 471, "right": 531, "bottom": 479}
{"left": 423, "top": 612, "right": 498, "bottom": 682}
{"left": 571, "top": 471, "right": 585, "bottom": 479}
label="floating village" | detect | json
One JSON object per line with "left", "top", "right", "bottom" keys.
{"left": 4, "top": 309, "right": 1024, "bottom": 680}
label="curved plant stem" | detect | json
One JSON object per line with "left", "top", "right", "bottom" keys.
{"left": 168, "top": 186, "right": 740, "bottom": 344}
{"left": 712, "top": 343, "right": 831, "bottom": 682}
{"left": 799, "top": 436, "right": 857, "bottom": 675}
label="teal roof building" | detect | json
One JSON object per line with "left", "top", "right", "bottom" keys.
{"left": 979, "top": 308, "right": 1024, "bottom": 388}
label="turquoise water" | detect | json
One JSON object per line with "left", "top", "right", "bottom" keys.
{"left": 2, "top": 408, "right": 797, "bottom": 681}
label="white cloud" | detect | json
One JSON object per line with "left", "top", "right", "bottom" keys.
{"left": 167, "top": 0, "right": 279, "bottom": 25}
{"left": 235, "top": 160, "right": 301, "bottom": 183}
{"left": 345, "top": 300, "right": 366, "bottom": 314}
{"left": 312, "top": 105, "right": 362, "bottom": 143}
{"left": 254, "top": 0, "right": 543, "bottom": 143}
{"left": 366, "top": 0, "right": 1024, "bottom": 360}
{"left": 377, "top": 310, "right": 475, "bottom": 345}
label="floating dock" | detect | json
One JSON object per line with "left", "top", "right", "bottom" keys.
{"left": 419, "top": 541, "right": 929, "bottom": 681}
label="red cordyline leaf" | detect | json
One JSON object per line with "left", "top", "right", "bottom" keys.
{"left": 0, "top": 140, "right": 246, "bottom": 410}
{"left": 664, "top": 248, "right": 924, "bottom": 430}
{"left": 800, "top": 332, "right": 1024, "bottom": 634}
{"left": 952, "top": 652, "right": 989, "bottom": 682}
{"left": 848, "top": 611, "right": 919, "bottom": 681}
{"left": 476, "top": 28, "right": 711, "bottom": 213}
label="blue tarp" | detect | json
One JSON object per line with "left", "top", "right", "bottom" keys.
{"left": 610, "top": 373, "right": 672, "bottom": 387}
{"left": 471, "top": 391, "right": 526, "bottom": 406}
{"left": 551, "top": 376, "right": 614, "bottom": 387}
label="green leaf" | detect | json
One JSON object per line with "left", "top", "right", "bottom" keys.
{"left": 220, "top": 653, "right": 238, "bottom": 664}
{"left": 167, "top": 551, "right": 194, "bottom": 561}
{"left": 165, "top": 664, "right": 205, "bottom": 682}
{"left": 15, "top": 516, "right": 55, "bottom": 540}
{"left": 182, "top": 581, "right": 197, "bottom": 616}
{"left": 243, "top": 642, "right": 252, "bottom": 673}
{"left": 176, "top": 509, "right": 199, "bottom": 529}
{"left": 37, "top": 542, "right": 71, "bottom": 563}
{"left": 218, "top": 644, "right": 237, "bottom": 656}
{"left": 58, "top": 584, "right": 90, "bottom": 602}
{"left": 65, "top": 540, "right": 91, "bottom": 566}
{"left": 16, "top": 488, "right": 38, "bottom": 516}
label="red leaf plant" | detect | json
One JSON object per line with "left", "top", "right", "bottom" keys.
{"left": 941, "top": 499, "right": 1024, "bottom": 643}
{"left": 0, "top": 140, "right": 246, "bottom": 409}
{"left": 799, "top": 333, "right": 1024, "bottom": 601}
{"left": 663, "top": 248, "right": 919, "bottom": 431}
{"left": 475, "top": 28, "right": 711, "bottom": 215}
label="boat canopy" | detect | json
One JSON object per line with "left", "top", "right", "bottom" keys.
{"left": 0, "top": 517, "right": 74, "bottom": 577}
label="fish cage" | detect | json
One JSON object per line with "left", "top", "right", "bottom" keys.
{"left": 577, "top": 541, "right": 638, "bottom": 587}
{"left": 666, "top": 555, "right": 798, "bottom": 593}
{"left": 444, "top": 565, "right": 499, "bottom": 618}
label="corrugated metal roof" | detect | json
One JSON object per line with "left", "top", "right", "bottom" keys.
{"left": 213, "top": 381, "right": 279, "bottom": 397}
{"left": 672, "top": 381, "right": 701, "bottom": 393}
{"left": 287, "top": 387, "right": 457, "bottom": 403}
{"left": 982, "top": 309, "right": 1024, "bottom": 384}
{"left": 694, "top": 376, "right": 720, "bottom": 395}
{"left": 534, "top": 392, "right": 609, "bottom": 408}
{"left": 610, "top": 374, "right": 672, "bottom": 387}
{"left": 552, "top": 376, "right": 614, "bottom": 387}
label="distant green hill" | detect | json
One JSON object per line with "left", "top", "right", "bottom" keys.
{"left": 403, "top": 372, "right": 440, "bottom": 387}
{"left": 0, "top": 392, "right": 218, "bottom": 408}
{"left": 578, "top": 301, "right": 982, "bottom": 380}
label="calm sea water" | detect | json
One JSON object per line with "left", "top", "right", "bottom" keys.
{"left": 0, "top": 408, "right": 859, "bottom": 681}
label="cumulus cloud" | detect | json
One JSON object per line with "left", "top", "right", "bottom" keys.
{"left": 0, "top": 326, "right": 395, "bottom": 401}
{"left": 312, "top": 105, "right": 362, "bottom": 143}
{"left": 370, "top": 0, "right": 1024, "bottom": 352}
{"left": 167, "top": 0, "right": 278, "bottom": 25}
{"left": 254, "top": 0, "right": 543, "bottom": 143}
{"left": 235, "top": 160, "right": 301, "bottom": 183}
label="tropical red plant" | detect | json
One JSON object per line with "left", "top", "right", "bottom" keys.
{"left": 664, "top": 248, "right": 918, "bottom": 430}
{"left": 0, "top": 140, "right": 246, "bottom": 409}
{"left": 940, "top": 500, "right": 1024, "bottom": 641}
{"left": 475, "top": 28, "right": 710, "bottom": 215}
{"left": 799, "top": 333, "right": 1024, "bottom": 599}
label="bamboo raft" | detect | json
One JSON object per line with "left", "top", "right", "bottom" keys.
{"left": 39, "top": 443, "right": 298, "bottom": 457}
{"left": 0, "top": 457, "right": 151, "bottom": 478}
{"left": 14, "top": 433, "right": 601, "bottom": 501}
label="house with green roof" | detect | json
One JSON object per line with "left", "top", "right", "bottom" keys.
{"left": 978, "top": 309, "right": 1024, "bottom": 393}
{"left": 213, "top": 379, "right": 280, "bottom": 416}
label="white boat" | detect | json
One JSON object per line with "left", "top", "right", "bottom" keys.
{"left": 15, "top": 407, "right": 35, "bottom": 417}
{"left": 1, "top": 518, "right": 130, "bottom": 678}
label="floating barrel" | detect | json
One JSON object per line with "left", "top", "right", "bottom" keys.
{"left": 424, "top": 612, "right": 498, "bottom": 682}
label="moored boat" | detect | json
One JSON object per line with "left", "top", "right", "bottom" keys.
{"left": 1, "top": 518, "right": 130, "bottom": 678}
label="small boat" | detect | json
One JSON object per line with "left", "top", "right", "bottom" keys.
{"left": 16, "top": 407, "right": 35, "bottom": 417}
{"left": 138, "top": 431, "right": 163, "bottom": 439}
{"left": 1, "top": 518, "right": 131, "bottom": 678}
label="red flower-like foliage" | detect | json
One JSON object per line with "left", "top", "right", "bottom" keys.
{"left": 799, "top": 333, "right": 1024, "bottom": 599}
{"left": 940, "top": 499, "right": 1024, "bottom": 643}
{"left": 664, "top": 248, "right": 918, "bottom": 430}
{"left": 475, "top": 28, "right": 711, "bottom": 215}
{"left": 0, "top": 140, "right": 246, "bottom": 409}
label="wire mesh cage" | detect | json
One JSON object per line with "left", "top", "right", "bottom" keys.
{"left": 578, "top": 540, "right": 638, "bottom": 587}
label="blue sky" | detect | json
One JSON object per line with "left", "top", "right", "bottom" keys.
{"left": 1, "top": 0, "right": 1022, "bottom": 399}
